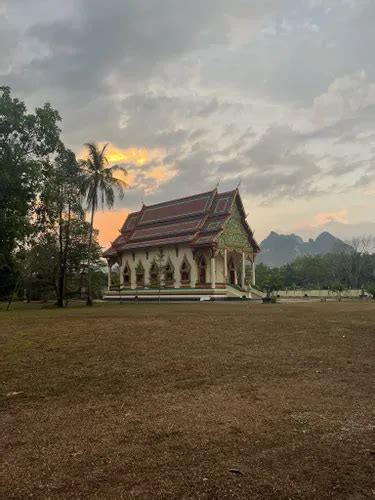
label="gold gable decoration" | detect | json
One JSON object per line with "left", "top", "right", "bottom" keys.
{"left": 218, "top": 203, "right": 253, "bottom": 253}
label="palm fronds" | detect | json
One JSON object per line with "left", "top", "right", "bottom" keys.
{"left": 80, "top": 142, "right": 128, "bottom": 210}
{"left": 79, "top": 141, "right": 129, "bottom": 306}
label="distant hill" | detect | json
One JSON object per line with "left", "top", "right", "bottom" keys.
{"left": 258, "top": 231, "right": 352, "bottom": 267}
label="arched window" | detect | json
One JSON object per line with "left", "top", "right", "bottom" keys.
{"left": 198, "top": 256, "right": 206, "bottom": 285}
{"left": 123, "top": 263, "right": 131, "bottom": 286}
{"left": 149, "top": 261, "right": 158, "bottom": 287}
{"left": 180, "top": 258, "right": 191, "bottom": 284}
{"left": 135, "top": 261, "right": 145, "bottom": 287}
{"left": 164, "top": 259, "right": 174, "bottom": 285}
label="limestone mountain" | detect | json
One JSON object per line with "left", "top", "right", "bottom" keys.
{"left": 258, "top": 231, "right": 352, "bottom": 267}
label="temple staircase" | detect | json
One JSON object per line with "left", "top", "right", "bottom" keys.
{"left": 226, "top": 284, "right": 247, "bottom": 299}
{"left": 226, "top": 284, "right": 264, "bottom": 300}
{"left": 248, "top": 286, "right": 265, "bottom": 299}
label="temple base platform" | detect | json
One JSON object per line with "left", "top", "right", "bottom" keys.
{"left": 103, "top": 285, "right": 263, "bottom": 302}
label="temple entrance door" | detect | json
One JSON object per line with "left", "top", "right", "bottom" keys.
{"left": 123, "top": 264, "right": 131, "bottom": 287}
{"left": 230, "top": 269, "right": 236, "bottom": 284}
{"left": 198, "top": 257, "right": 206, "bottom": 285}
{"left": 228, "top": 257, "right": 236, "bottom": 285}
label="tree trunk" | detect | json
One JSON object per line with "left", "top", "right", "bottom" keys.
{"left": 59, "top": 203, "right": 72, "bottom": 308}
{"left": 6, "top": 277, "right": 19, "bottom": 311}
{"left": 86, "top": 203, "right": 95, "bottom": 306}
{"left": 57, "top": 211, "right": 64, "bottom": 307}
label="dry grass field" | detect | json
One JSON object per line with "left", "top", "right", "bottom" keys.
{"left": 0, "top": 301, "right": 374, "bottom": 499}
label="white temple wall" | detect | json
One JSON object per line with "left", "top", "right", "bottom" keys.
{"left": 115, "top": 246, "right": 257, "bottom": 289}
{"left": 216, "top": 254, "right": 225, "bottom": 283}
{"left": 118, "top": 246, "right": 236, "bottom": 289}
{"left": 120, "top": 246, "right": 197, "bottom": 289}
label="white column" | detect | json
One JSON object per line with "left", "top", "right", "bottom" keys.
{"left": 130, "top": 262, "right": 137, "bottom": 290}
{"left": 174, "top": 253, "right": 181, "bottom": 289}
{"left": 144, "top": 263, "right": 150, "bottom": 287}
{"left": 107, "top": 263, "right": 111, "bottom": 290}
{"left": 119, "top": 261, "right": 124, "bottom": 286}
{"left": 143, "top": 251, "right": 150, "bottom": 287}
{"left": 119, "top": 255, "right": 124, "bottom": 286}
{"left": 190, "top": 253, "right": 197, "bottom": 288}
{"left": 241, "top": 251, "right": 245, "bottom": 289}
{"left": 211, "top": 256, "right": 216, "bottom": 289}
{"left": 224, "top": 249, "right": 228, "bottom": 284}
{"left": 252, "top": 259, "right": 256, "bottom": 286}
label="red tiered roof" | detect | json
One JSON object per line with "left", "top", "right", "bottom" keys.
{"left": 103, "top": 189, "right": 259, "bottom": 258}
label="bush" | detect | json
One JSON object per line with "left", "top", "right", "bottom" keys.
{"left": 366, "top": 284, "right": 375, "bottom": 299}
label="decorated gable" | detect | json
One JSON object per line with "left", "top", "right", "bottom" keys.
{"left": 218, "top": 202, "right": 253, "bottom": 252}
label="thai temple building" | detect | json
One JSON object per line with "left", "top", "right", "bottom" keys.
{"left": 103, "top": 188, "right": 261, "bottom": 300}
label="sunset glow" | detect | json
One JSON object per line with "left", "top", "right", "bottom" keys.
{"left": 78, "top": 143, "right": 164, "bottom": 167}
{"left": 105, "top": 145, "right": 164, "bottom": 166}
{"left": 145, "top": 165, "right": 175, "bottom": 182}
{"left": 313, "top": 208, "right": 348, "bottom": 226}
{"left": 94, "top": 209, "right": 129, "bottom": 248}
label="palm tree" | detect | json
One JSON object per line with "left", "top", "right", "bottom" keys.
{"left": 80, "top": 142, "right": 128, "bottom": 306}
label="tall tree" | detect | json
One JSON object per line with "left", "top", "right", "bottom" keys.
{"left": 40, "top": 147, "right": 84, "bottom": 306}
{"left": 80, "top": 142, "right": 128, "bottom": 306}
{"left": 0, "top": 86, "right": 61, "bottom": 298}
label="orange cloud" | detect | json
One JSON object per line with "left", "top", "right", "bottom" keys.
{"left": 93, "top": 209, "right": 129, "bottom": 248}
{"left": 145, "top": 165, "right": 175, "bottom": 182}
{"left": 78, "top": 143, "right": 164, "bottom": 166}
{"left": 81, "top": 145, "right": 177, "bottom": 247}
{"left": 78, "top": 142, "right": 175, "bottom": 193}
{"left": 313, "top": 208, "right": 348, "bottom": 226}
{"left": 105, "top": 144, "right": 164, "bottom": 166}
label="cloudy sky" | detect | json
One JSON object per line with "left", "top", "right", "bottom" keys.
{"left": 2, "top": 0, "right": 375, "bottom": 247}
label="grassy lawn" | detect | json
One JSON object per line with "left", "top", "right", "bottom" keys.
{"left": 0, "top": 302, "right": 374, "bottom": 499}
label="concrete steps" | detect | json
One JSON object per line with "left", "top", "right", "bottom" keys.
{"left": 103, "top": 287, "right": 227, "bottom": 301}
{"left": 103, "top": 284, "right": 264, "bottom": 301}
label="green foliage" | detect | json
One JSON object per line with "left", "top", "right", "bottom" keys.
{"left": 17, "top": 221, "right": 103, "bottom": 302}
{"left": 330, "top": 282, "right": 346, "bottom": 301}
{"left": 0, "top": 89, "right": 123, "bottom": 306}
{"left": 251, "top": 263, "right": 283, "bottom": 292}
{"left": 366, "top": 284, "right": 375, "bottom": 299}
{"left": 331, "top": 282, "right": 345, "bottom": 292}
{"left": 80, "top": 142, "right": 128, "bottom": 212}
{"left": 38, "top": 147, "right": 85, "bottom": 306}
{"left": 253, "top": 252, "right": 375, "bottom": 292}
{"left": 39, "top": 147, "right": 83, "bottom": 224}
{"left": 0, "top": 87, "right": 62, "bottom": 298}
{"left": 89, "top": 269, "right": 108, "bottom": 299}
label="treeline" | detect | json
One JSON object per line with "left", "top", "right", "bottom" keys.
{"left": 254, "top": 247, "right": 375, "bottom": 296}
{"left": 0, "top": 87, "right": 127, "bottom": 307}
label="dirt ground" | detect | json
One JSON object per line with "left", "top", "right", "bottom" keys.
{"left": 0, "top": 301, "right": 374, "bottom": 499}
